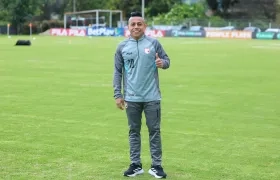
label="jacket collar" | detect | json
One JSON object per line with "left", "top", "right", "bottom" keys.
{"left": 129, "top": 34, "right": 145, "bottom": 42}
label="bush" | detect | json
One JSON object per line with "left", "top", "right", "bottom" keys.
{"left": 248, "top": 19, "right": 272, "bottom": 31}
{"left": 41, "top": 20, "right": 64, "bottom": 32}
{"left": 207, "top": 16, "right": 227, "bottom": 27}
{"left": 22, "top": 21, "right": 41, "bottom": 35}
{"left": 10, "top": 20, "right": 64, "bottom": 35}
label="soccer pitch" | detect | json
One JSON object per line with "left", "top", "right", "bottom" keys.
{"left": 0, "top": 36, "right": 280, "bottom": 180}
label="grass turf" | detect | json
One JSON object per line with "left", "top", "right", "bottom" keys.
{"left": 0, "top": 36, "right": 280, "bottom": 180}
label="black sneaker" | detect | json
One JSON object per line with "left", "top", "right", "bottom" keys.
{"left": 123, "top": 163, "right": 144, "bottom": 177}
{"left": 148, "top": 165, "right": 167, "bottom": 179}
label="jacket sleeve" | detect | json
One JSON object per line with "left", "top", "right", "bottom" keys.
{"left": 154, "top": 40, "right": 170, "bottom": 69}
{"left": 113, "top": 44, "right": 124, "bottom": 99}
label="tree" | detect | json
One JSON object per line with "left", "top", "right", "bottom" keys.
{"left": 106, "top": 0, "right": 140, "bottom": 19}
{"left": 0, "top": 0, "right": 42, "bottom": 33}
{"left": 40, "top": 0, "right": 59, "bottom": 20}
{"left": 206, "top": 0, "right": 277, "bottom": 20}
{"left": 11, "top": 0, "right": 42, "bottom": 33}
{"left": 0, "top": 0, "right": 10, "bottom": 23}
{"left": 153, "top": 3, "right": 206, "bottom": 25}
{"left": 145, "top": 0, "right": 182, "bottom": 18}
{"left": 63, "top": 0, "right": 107, "bottom": 12}
{"left": 206, "top": 0, "right": 239, "bottom": 17}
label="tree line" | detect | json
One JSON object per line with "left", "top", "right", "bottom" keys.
{"left": 0, "top": 0, "right": 184, "bottom": 24}
{"left": 0, "top": 0, "right": 279, "bottom": 34}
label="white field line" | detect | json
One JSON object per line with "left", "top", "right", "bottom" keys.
{"left": 164, "top": 107, "right": 279, "bottom": 121}
{"left": 252, "top": 45, "right": 280, "bottom": 49}
{"left": 0, "top": 113, "right": 112, "bottom": 127}
{"left": 180, "top": 40, "right": 219, "bottom": 44}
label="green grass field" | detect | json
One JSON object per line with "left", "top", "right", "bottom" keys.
{"left": 0, "top": 35, "right": 280, "bottom": 180}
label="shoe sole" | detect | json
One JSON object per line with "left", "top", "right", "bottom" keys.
{"left": 124, "top": 169, "right": 144, "bottom": 177}
{"left": 148, "top": 169, "right": 166, "bottom": 179}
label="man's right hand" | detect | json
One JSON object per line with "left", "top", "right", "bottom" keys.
{"left": 115, "top": 98, "right": 125, "bottom": 110}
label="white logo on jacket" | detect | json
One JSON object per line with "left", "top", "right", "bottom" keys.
{"left": 144, "top": 48, "right": 150, "bottom": 54}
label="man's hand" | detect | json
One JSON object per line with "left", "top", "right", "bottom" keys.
{"left": 155, "top": 53, "right": 163, "bottom": 68}
{"left": 115, "top": 98, "right": 125, "bottom": 110}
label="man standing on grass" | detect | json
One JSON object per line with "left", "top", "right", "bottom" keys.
{"left": 113, "top": 12, "right": 170, "bottom": 179}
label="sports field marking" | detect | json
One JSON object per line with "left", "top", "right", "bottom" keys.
{"left": 252, "top": 45, "right": 280, "bottom": 49}
{"left": 180, "top": 40, "right": 219, "bottom": 44}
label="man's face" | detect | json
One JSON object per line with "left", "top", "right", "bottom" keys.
{"left": 128, "top": 17, "right": 146, "bottom": 40}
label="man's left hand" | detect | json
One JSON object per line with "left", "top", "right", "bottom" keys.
{"left": 155, "top": 53, "right": 163, "bottom": 68}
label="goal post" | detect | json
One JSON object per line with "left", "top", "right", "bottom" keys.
{"left": 63, "top": 9, "right": 123, "bottom": 29}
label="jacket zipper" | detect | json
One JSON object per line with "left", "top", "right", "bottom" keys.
{"left": 136, "top": 40, "right": 139, "bottom": 58}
